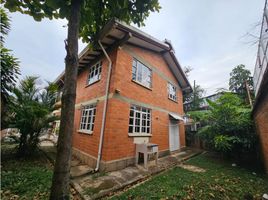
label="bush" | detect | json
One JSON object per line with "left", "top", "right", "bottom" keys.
{"left": 9, "top": 76, "right": 58, "bottom": 156}
{"left": 197, "top": 93, "right": 256, "bottom": 156}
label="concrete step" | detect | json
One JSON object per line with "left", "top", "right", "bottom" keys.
{"left": 70, "top": 164, "right": 94, "bottom": 178}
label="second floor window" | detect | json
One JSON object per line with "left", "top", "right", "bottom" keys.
{"left": 168, "top": 83, "right": 177, "bottom": 101}
{"left": 132, "top": 59, "right": 152, "bottom": 88}
{"left": 79, "top": 104, "right": 96, "bottom": 132}
{"left": 88, "top": 62, "right": 102, "bottom": 85}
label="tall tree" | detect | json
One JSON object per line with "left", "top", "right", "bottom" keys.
{"left": 0, "top": 8, "right": 20, "bottom": 129}
{"left": 2, "top": 1, "right": 161, "bottom": 199}
{"left": 229, "top": 64, "right": 253, "bottom": 103}
{"left": 184, "top": 82, "right": 205, "bottom": 111}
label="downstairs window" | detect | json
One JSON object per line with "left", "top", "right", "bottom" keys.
{"left": 128, "top": 105, "right": 151, "bottom": 135}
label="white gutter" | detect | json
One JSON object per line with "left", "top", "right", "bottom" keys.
{"left": 95, "top": 40, "right": 112, "bottom": 171}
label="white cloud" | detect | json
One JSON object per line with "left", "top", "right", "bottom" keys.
{"left": 5, "top": 0, "right": 264, "bottom": 95}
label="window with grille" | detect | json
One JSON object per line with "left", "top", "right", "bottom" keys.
{"left": 132, "top": 59, "right": 152, "bottom": 88}
{"left": 128, "top": 105, "right": 151, "bottom": 134}
{"left": 168, "top": 82, "right": 177, "bottom": 101}
{"left": 79, "top": 104, "right": 96, "bottom": 132}
{"left": 88, "top": 62, "right": 102, "bottom": 85}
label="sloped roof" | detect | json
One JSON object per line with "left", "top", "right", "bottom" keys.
{"left": 55, "top": 19, "right": 192, "bottom": 92}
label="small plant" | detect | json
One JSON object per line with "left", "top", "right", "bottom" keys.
{"left": 92, "top": 171, "right": 107, "bottom": 180}
{"left": 214, "top": 135, "right": 240, "bottom": 153}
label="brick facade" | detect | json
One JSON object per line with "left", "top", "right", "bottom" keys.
{"left": 253, "top": 91, "right": 268, "bottom": 173}
{"left": 72, "top": 44, "right": 186, "bottom": 171}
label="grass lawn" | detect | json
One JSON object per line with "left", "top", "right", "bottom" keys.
{"left": 1, "top": 143, "right": 53, "bottom": 200}
{"left": 112, "top": 153, "right": 268, "bottom": 200}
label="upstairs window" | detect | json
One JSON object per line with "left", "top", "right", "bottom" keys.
{"left": 168, "top": 83, "right": 177, "bottom": 101}
{"left": 88, "top": 62, "right": 102, "bottom": 85}
{"left": 79, "top": 104, "right": 96, "bottom": 132}
{"left": 128, "top": 105, "right": 151, "bottom": 135}
{"left": 132, "top": 59, "right": 152, "bottom": 88}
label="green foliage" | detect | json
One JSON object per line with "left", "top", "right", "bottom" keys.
{"left": 0, "top": 7, "right": 10, "bottom": 42}
{"left": 3, "top": 0, "right": 161, "bottom": 44}
{"left": 198, "top": 93, "right": 256, "bottom": 154}
{"left": 1, "top": 48, "right": 20, "bottom": 101}
{"left": 214, "top": 135, "right": 240, "bottom": 153}
{"left": 112, "top": 154, "right": 268, "bottom": 200}
{"left": 229, "top": 64, "right": 254, "bottom": 102}
{"left": 184, "top": 84, "right": 205, "bottom": 111}
{"left": 9, "top": 76, "right": 58, "bottom": 156}
{"left": 0, "top": 8, "right": 20, "bottom": 129}
{"left": 187, "top": 110, "right": 210, "bottom": 124}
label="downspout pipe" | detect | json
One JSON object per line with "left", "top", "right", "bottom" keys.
{"left": 95, "top": 40, "right": 112, "bottom": 171}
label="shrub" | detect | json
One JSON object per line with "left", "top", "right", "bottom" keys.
{"left": 9, "top": 76, "right": 58, "bottom": 156}
{"left": 197, "top": 93, "right": 256, "bottom": 155}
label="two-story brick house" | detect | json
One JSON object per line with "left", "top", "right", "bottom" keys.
{"left": 55, "top": 20, "right": 191, "bottom": 172}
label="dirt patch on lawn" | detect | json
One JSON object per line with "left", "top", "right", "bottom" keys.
{"left": 178, "top": 164, "right": 206, "bottom": 173}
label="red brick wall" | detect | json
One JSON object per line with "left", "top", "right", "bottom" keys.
{"left": 112, "top": 45, "right": 184, "bottom": 114}
{"left": 72, "top": 50, "right": 118, "bottom": 159}
{"left": 254, "top": 93, "right": 268, "bottom": 173}
{"left": 101, "top": 44, "right": 185, "bottom": 161}
{"left": 73, "top": 44, "right": 186, "bottom": 163}
{"left": 102, "top": 99, "right": 185, "bottom": 161}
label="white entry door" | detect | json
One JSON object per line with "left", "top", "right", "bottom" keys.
{"left": 169, "top": 120, "right": 180, "bottom": 151}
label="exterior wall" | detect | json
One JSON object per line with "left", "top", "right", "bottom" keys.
{"left": 254, "top": 93, "right": 268, "bottom": 173}
{"left": 113, "top": 45, "right": 184, "bottom": 114}
{"left": 72, "top": 44, "right": 186, "bottom": 171}
{"left": 100, "top": 44, "right": 185, "bottom": 166}
{"left": 253, "top": 0, "right": 268, "bottom": 96}
{"left": 72, "top": 50, "right": 118, "bottom": 164}
{"left": 253, "top": 0, "right": 268, "bottom": 174}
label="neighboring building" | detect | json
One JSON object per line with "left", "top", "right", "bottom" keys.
{"left": 253, "top": 0, "right": 268, "bottom": 173}
{"left": 55, "top": 20, "right": 191, "bottom": 172}
{"left": 184, "top": 92, "right": 224, "bottom": 112}
{"left": 52, "top": 90, "right": 62, "bottom": 135}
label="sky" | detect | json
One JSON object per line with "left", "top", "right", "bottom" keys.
{"left": 5, "top": 0, "right": 265, "bottom": 95}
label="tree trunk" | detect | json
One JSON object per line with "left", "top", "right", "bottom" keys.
{"left": 49, "top": 0, "right": 81, "bottom": 199}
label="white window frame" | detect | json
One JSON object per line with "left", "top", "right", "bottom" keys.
{"left": 87, "top": 62, "right": 102, "bottom": 85}
{"left": 128, "top": 105, "right": 151, "bottom": 136}
{"left": 132, "top": 59, "right": 152, "bottom": 88}
{"left": 79, "top": 104, "right": 96, "bottom": 134}
{"left": 168, "top": 82, "right": 177, "bottom": 101}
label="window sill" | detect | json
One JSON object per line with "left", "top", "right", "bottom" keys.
{"left": 128, "top": 133, "right": 152, "bottom": 137}
{"left": 85, "top": 79, "right": 100, "bottom": 88}
{"left": 77, "top": 130, "right": 93, "bottom": 135}
{"left": 168, "top": 97, "right": 178, "bottom": 103}
{"left": 131, "top": 79, "right": 152, "bottom": 91}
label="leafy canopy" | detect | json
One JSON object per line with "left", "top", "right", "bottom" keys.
{"left": 3, "top": 0, "right": 161, "bottom": 43}
{"left": 0, "top": 7, "right": 10, "bottom": 42}
{"left": 184, "top": 84, "right": 205, "bottom": 111}
{"left": 229, "top": 64, "right": 253, "bottom": 95}
{"left": 197, "top": 93, "right": 256, "bottom": 154}
{"left": 0, "top": 8, "right": 20, "bottom": 129}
